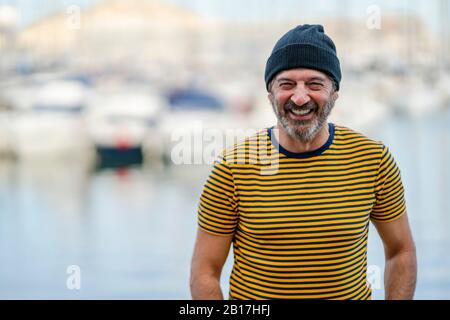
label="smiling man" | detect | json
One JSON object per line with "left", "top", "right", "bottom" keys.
{"left": 190, "top": 24, "right": 417, "bottom": 300}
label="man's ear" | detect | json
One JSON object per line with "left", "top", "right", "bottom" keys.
{"left": 332, "top": 91, "right": 339, "bottom": 101}
{"left": 268, "top": 91, "right": 274, "bottom": 105}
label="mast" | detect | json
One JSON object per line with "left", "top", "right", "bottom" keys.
{"left": 440, "top": 0, "right": 450, "bottom": 69}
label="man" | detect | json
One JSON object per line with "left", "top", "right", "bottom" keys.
{"left": 190, "top": 24, "right": 417, "bottom": 300}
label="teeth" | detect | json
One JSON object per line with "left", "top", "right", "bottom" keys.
{"left": 291, "top": 108, "right": 311, "bottom": 115}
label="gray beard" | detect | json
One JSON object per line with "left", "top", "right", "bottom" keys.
{"left": 271, "top": 98, "right": 335, "bottom": 143}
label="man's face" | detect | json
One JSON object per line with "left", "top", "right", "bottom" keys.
{"left": 268, "top": 68, "right": 338, "bottom": 142}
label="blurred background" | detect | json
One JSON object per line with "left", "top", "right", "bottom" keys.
{"left": 0, "top": 0, "right": 449, "bottom": 299}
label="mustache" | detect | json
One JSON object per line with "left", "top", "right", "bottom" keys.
{"left": 284, "top": 100, "right": 318, "bottom": 111}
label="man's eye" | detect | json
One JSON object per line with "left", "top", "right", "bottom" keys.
{"left": 279, "top": 83, "right": 293, "bottom": 88}
{"left": 308, "top": 83, "right": 324, "bottom": 89}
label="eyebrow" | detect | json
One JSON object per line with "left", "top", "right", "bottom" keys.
{"left": 276, "top": 77, "right": 295, "bottom": 83}
{"left": 307, "top": 77, "right": 326, "bottom": 82}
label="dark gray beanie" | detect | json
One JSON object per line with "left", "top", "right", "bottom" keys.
{"left": 264, "top": 24, "right": 341, "bottom": 91}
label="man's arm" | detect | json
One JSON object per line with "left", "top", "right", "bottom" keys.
{"left": 372, "top": 212, "right": 417, "bottom": 300}
{"left": 190, "top": 228, "right": 233, "bottom": 300}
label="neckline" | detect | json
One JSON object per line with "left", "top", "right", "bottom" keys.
{"left": 267, "top": 123, "right": 335, "bottom": 159}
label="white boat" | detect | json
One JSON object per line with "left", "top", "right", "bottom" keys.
{"left": 385, "top": 77, "right": 441, "bottom": 119}
{"left": 85, "top": 90, "right": 163, "bottom": 168}
{"left": 8, "top": 80, "right": 92, "bottom": 160}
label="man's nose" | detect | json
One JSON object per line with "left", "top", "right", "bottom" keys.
{"left": 290, "top": 86, "right": 310, "bottom": 106}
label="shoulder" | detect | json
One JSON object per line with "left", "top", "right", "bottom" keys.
{"left": 333, "top": 124, "right": 385, "bottom": 149}
{"left": 332, "top": 124, "right": 400, "bottom": 171}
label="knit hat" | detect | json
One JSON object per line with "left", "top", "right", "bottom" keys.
{"left": 264, "top": 24, "right": 341, "bottom": 91}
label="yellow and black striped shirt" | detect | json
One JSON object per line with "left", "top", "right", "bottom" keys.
{"left": 197, "top": 123, "right": 406, "bottom": 300}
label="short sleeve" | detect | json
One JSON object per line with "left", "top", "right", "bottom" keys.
{"left": 371, "top": 145, "right": 407, "bottom": 222}
{"left": 197, "top": 157, "right": 239, "bottom": 236}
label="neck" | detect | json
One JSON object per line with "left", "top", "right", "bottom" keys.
{"left": 275, "top": 123, "right": 330, "bottom": 153}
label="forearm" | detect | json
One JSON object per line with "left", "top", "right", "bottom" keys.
{"left": 190, "top": 274, "right": 224, "bottom": 300}
{"left": 384, "top": 249, "right": 417, "bottom": 300}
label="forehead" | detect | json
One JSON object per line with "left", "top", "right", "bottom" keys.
{"left": 274, "top": 68, "right": 330, "bottom": 82}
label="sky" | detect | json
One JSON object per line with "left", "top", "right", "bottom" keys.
{"left": 0, "top": 0, "right": 447, "bottom": 35}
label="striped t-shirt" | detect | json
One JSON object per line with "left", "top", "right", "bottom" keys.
{"left": 197, "top": 123, "right": 406, "bottom": 300}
